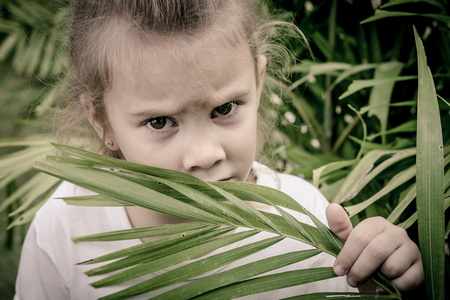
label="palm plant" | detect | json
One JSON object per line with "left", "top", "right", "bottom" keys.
{"left": 0, "top": 0, "right": 449, "bottom": 299}
{"left": 0, "top": 0, "right": 68, "bottom": 235}
{"left": 35, "top": 143, "right": 400, "bottom": 299}
{"left": 33, "top": 25, "right": 448, "bottom": 300}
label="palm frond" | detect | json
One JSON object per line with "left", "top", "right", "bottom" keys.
{"left": 0, "top": 139, "right": 59, "bottom": 228}
{"left": 34, "top": 144, "right": 400, "bottom": 299}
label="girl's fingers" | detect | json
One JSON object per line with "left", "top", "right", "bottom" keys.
{"left": 390, "top": 259, "right": 424, "bottom": 291}
{"left": 326, "top": 207, "right": 424, "bottom": 292}
{"left": 326, "top": 203, "right": 353, "bottom": 241}
{"left": 345, "top": 227, "right": 410, "bottom": 287}
{"left": 379, "top": 239, "right": 421, "bottom": 279}
{"left": 332, "top": 216, "right": 388, "bottom": 277}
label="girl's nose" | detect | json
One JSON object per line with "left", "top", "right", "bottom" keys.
{"left": 181, "top": 130, "right": 226, "bottom": 172}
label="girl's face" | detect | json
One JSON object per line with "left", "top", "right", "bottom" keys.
{"left": 96, "top": 37, "right": 266, "bottom": 183}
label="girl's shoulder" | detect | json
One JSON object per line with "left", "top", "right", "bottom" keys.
{"left": 32, "top": 181, "right": 133, "bottom": 242}
{"left": 253, "top": 162, "right": 329, "bottom": 225}
{"left": 19, "top": 182, "right": 142, "bottom": 299}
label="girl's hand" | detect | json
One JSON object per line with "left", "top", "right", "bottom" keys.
{"left": 326, "top": 203, "right": 424, "bottom": 293}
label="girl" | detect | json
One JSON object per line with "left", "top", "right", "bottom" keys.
{"left": 15, "top": 0, "right": 423, "bottom": 299}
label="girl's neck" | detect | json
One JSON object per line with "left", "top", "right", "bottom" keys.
{"left": 245, "top": 168, "right": 256, "bottom": 184}
{"left": 125, "top": 206, "right": 195, "bottom": 242}
{"left": 125, "top": 169, "right": 257, "bottom": 242}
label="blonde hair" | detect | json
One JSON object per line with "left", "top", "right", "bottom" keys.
{"left": 56, "top": 0, "right": 302, "bottom": 159}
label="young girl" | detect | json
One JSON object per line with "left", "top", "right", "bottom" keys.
{"left": 15, "top": 0, "right": 423, "bottom": 299}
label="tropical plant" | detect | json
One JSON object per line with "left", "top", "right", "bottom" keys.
{"left": 32, "top": 28, "right": 448, "bottom": 299}
{"left": 0, "top": 2, "right": 75, "bottom": 298}
{"left": 1, "top": 0, "right": 449, "bottom": 299}
{"left": 0, "top": 0, "right": 68, "bottom": 232}
{"left": 34, "top": 143, "right": 400, "bottom": 299}
{"left": 269, "top": 1, "right": 450, "bottom": 298}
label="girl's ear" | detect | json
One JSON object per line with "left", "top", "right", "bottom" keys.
{"left": 80, "top": 95, "right": 118, "bottom": 150}
{"left": 255, "top": 55, "right": 267, "bottom": 104}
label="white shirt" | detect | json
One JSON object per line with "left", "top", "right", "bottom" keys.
{"left": 15, "top": 163, "right": 354, "bottom": 299}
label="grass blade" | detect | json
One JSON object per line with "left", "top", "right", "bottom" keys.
{"left": 414, "top": 26, "right": 445, "bottom": 300}
{"left": 312, "top": 160, "right": 355, "bottom": 188}
{"left": 345, "top": 165, "right": 416, "bottom": 217}
{"left": 332, "top": 148, "right": 416, "bottom": 203}
{"left": 338, "top": 76, "right": 416, "bottom": 100}
{"left": 367, "top": 61, "right": 404, "bottom": 144}
{"left": 362, "top": 10, "right": 450, "bottom": 24}
{"left": 387, "top": 183, "right": 416, "bottom": 224}
{"left": 398, "top": 194, "right": 450, "bottom": 230}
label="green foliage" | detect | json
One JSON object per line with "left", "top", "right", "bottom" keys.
{"left": 0, "top": 139, "right": 59, "bottom": 228}
{"left": 0, "top": 0, "right": 69, "bottom": 79}
{"left": 0, "top": 0, "right": 69, "bottom": 234}
{"left": 414, "top": 26, "right": 445, "bottom": 300}
{"left": 34, "top": 144, "right": 400, "bottom": 299}
{"left": 270, "top": 1, "right": 450, "bottom": 299}
{"left": 0, "top": 0, "right": 69, "bottom": 135}
{"left": 0, "top": 0, "right": 449, "bottom": 299}
{"left": 283, "top": 1, "right": 447, "bottom": 149}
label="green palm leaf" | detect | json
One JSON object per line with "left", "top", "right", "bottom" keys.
{"left": 149, "top": 249, "right": 322, "bottom": 300}
{"left": 186, "top": 268, "right": 337, "bottom": 300}
{"left": 0, "top": 139, "right": 58, "bottom": 228}
{"left": 331, "top": 148, "right": 416, "bottom": 203}
{"left": 34, "top": 144, "right": 400, "bottom": 299}
{"left": 414, "top": 26, "right": 445, "bottom": 300}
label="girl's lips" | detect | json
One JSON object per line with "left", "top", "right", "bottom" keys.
{"left": 218, "top": 177, "right": 232, "bottom": 182}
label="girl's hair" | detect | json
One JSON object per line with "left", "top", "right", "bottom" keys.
{"left": 56, "top": 0, "right": 301, "bottom": 160}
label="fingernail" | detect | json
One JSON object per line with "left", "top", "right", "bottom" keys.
{"left": 347, "top": 276, "right": 358, "bottom": 287}
{"left": 333, "top": 263, "right": 346, "bottom": 276}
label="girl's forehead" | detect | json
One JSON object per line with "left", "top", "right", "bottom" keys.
{"left": 106, "top": 23, "right": 255, "bottom": 97}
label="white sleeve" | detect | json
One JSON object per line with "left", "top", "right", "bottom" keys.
{"left": 14, "top": 221, "right": 69, "bottom": 300}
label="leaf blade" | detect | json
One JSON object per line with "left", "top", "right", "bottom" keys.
{"left": 414, "top": 26, "right": 445, "bottom": 300}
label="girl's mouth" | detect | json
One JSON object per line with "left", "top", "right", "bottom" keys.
{"left": 218, "top": 177, "right": 232, "bottom": 182}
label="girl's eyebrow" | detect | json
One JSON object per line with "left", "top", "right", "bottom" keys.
{"left": 219, "top": 90, "right": 252, "bottom": 103}
{"left": 129, "top": 90, "right": 252, "bottom": 117}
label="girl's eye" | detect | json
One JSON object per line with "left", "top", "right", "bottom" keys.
{"left": 145, "top": 116, "right": 174, "bottom": 130}
{"left": 211, "top": 101, "right": 238, "bottom": 118}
